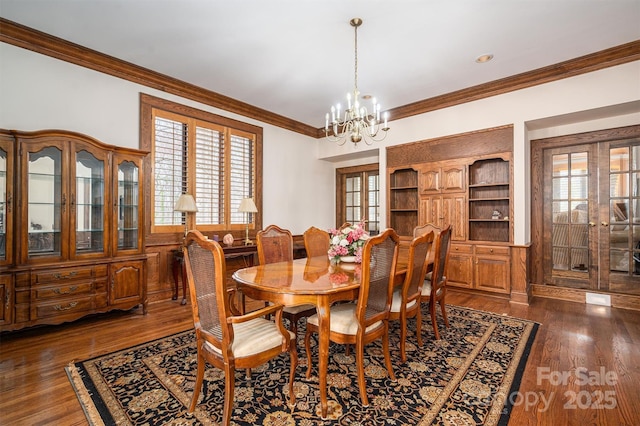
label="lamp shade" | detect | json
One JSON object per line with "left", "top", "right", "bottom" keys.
{"left": 238, "top": 197, "right": 258, "bottom": 213}
{"left": 174, "top": 193, "right": 198, "bottom": 212}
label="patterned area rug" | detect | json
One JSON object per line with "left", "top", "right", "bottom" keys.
{"left": 66, "top": 305, "right": 538, "bottom": 425}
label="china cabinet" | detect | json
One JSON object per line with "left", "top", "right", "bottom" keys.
{"left": 0, "top": 129, "right": 148, "bottom": 332}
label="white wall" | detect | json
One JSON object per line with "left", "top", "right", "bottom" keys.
{"left": 0, "top": 42, "right": 335, "bottom": 234}
{"left": 2, "top": 42, "right": 639, "bottom": 240}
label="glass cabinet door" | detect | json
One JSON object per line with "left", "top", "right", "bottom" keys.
{"left": 28, "top": 147, "right": 63, "bottom": 258}
{"left": 74, "top": 150, "right": 105, "bottom": 256}
{"left": 0, "top": 149, "right": 6, "bottom": 261}
{"left": 117, "top": 159, "right": 140, "bottom": 251}
{"left": 0, "top": 138, "right": 14, "bottom": 264}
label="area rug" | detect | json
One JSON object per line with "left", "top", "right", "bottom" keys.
{"left": 66, "top": 305, "right": 538, "bottom": 425}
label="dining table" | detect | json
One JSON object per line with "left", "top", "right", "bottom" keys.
{"left": 232, "top": 254, "right": 410, "bottom": 418}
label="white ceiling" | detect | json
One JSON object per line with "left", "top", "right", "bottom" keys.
{"left": 1, "top": 0, "right": 639, "bottom": 129}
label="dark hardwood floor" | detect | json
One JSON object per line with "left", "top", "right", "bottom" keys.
{"left": 1, "top": 290, "right": 639, "bottom": 425}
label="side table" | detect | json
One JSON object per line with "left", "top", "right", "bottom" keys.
{"left": 172, "top": 244, "right": 258, "bottom": 305}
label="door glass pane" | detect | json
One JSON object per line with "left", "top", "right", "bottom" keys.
{"left": 29, "top": 147, "right": 62, "bottom": 257}
{"left": 551, "top": 152, "right": 589, "bottom": 273}
{"left": 609, "top": 146, "right": 634, "bottom": 274}
{"left": 367, "top": 173, "right": 380, "bottom": 233}
{"left": 611, "top": 147, "right": 629, "bottom": 171}
{"left": 345, "top": 176, "right": 361, "bottom": 224}
{"left": 0, "top": 149, "right": 5, "bottom": 260}
{"left": 118, "top": 160, "right": 139, "bottom": 250}
{"left": 76, "top": 151, "right": 104, "bottom": 253}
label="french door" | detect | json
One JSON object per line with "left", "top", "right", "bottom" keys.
{"left": 542, "top": 136, "right": 640, "bottom": 294}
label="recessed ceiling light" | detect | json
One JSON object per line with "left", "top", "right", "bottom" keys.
{"left": 475, "top": 54, "right": 494, "bottom": 63}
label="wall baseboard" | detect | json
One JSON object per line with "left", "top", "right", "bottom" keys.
{"left": 531, "top": 284, "right": 640, "bottom": 311}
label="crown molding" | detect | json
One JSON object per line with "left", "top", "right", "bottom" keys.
{"left": 1, "top": 18, "right": 638, "bottom": 140}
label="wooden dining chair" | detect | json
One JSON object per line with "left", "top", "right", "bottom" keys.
{"left": 182, "top": 230, "right": 297, "bottom": 426}
{"left": 257, "top": 224, "right": 315, "bottom": 335}
{"left": 421, "top": 225, "right": 452, "bottom": 340}
{"left": 303, "top": 226, "right": 330, "bottom": 258}
{"left": 304, "top": 228, "right": 400, "bottom": 407}
{"left": 413, "top": 223, "right": 442, "bottom": 239}
{"left": 389, "top": 230, "right": 434, "bottom": 361}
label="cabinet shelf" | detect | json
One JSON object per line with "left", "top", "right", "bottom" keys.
{"left": 469, "top": 183, "right": 509, "bottom": 188}
{"left": 391, "top": 186, "right": 418, "bottom": 191}
{"left": 469, "top": 197, "right": 510, "bottom": 202}
{"left": 389, "top": 168, "right": 418, "bottom": 236}
{"left": 468, "top": 157, "right": 511, "bottom": 243}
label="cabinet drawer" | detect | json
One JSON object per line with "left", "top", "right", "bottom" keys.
{"left": 32, "top": 265, "right": 107, "bottom": 284}
{"left": 475, "top": 245, "right": 509, "bottom": 256}
{"left": 34, "top": 296, "right": 94, "bottom": 319}
{"left": 450, "top": 244, "right": 473, "bottom": 254}
{"left": 34, "top": 282, "right": 94, "bottom": 300}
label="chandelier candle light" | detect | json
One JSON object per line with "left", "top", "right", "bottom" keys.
{"left": 325, "top": 18, "right": 389, "bottom": 146}
{"left": 238, "top": 197, "right": 258, "bottom": 246}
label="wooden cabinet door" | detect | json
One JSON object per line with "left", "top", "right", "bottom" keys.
{"left": 112, "top": 154, "right": 145, "bottom": 256}
{"left": 109, "top": 260, "right": 145, "bottom": 307}
{"left": 474, "top": 246, "right": 511, "bottom": 293}
{"left": 70, "top": 141, "right": 110, "bottom": 260}
{"left": 441, "top": 164, "right": 466, "bottom": 193}
{"left": 447, "top": 244, "right": 473, "bottom": 288}
{"left": 0, "top": 136, "right": 15, "bottom": 267}
{"left": 0, "top": 274, "right": 12, "bottom": 325}
{"left": 442, "top": 194, "right": 466, "bottom": 241}
{"left": 419, "top": 196, "right": 443, "bottom": 228}
{"left": 419, "top": 167, "right": 441, "bottom": 195}
{"left": 19, "top": 139, "right": 70, "bottom": 264}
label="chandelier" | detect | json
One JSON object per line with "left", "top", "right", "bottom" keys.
{"left": 324, "top": 18, "right": 389, "bottom": 146}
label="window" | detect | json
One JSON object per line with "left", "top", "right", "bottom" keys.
{"left": 336, "top": 164, "right": 380, "bottom": 234}
{"left": 141, "top": 94, "right": 262, "bottom": 236}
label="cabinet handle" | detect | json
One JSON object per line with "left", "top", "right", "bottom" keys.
{"left": 62, "top": 193, "right": 67, "bottom": 213}
{"left": 5, "top": 289, "right": 10, "bottom": 306}
{"left": 54, "top": 286, "right": 78, "bottom": 295}
{"left": 53, "top": 271, "right": 77, "bottom": 280}
{"left": 54, "top": 301, "right": 78, "bottom": 311}
{"left": 588, "top": 222, "right": 596, "bottom": 227}
{"left": 490, "top": 248, "right": 494, "bottom": 253}
{"left": 70, "top": 194, "right": 76, "bottom": 212}
{"left": 6, "top": 192, "right": 11, "bottom": 213}
{"left": 601, "top": 222, "right": 609, "bottom": 227}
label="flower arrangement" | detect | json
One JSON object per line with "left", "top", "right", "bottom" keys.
{"left": 327, "top": 220, "right": 370, "bottom": 263}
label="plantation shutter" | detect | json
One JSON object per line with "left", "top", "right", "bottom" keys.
{"left": 150, "top": 104, "right": 258, "bottom": 232}
{"left": 153, "top": 115, "right": 186, "bottom": 226}
{"left": 195, "top": 125, "right": 224, "bottom": 225}
{"left": 230, "top": 132, "right": 255, "bottom": 225}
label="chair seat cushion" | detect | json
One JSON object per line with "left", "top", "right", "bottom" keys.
{"left": 205, "top": 317, "right": 293, "bottom": 358}
{"left": 390, "top": 288, "right": 417, "bottom": 313}
{"left": 283, "top": 304, "right": 316, "bottom": 315}
{"left": 421, "top": 279, "right": 445, "bottom": 297}
{"left": 307, "top": 303, "right": 382, "bottom": 335}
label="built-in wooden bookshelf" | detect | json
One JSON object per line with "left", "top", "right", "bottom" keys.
{"left": 468, "top": 158, "right": 511, "bottom": 242}
{"left": 389, "top": 168, "right": 418, "bottom": 237}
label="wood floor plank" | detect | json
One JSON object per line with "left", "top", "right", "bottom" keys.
{"left": 1, "top": 291, "right": 639, "bottom": 425}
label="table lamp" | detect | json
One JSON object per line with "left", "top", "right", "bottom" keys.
{"left": 238, "top": 197, "right": 258, "bottom": 245}
{"left": 174, "top": 193, "right": 198, "bottom": 238}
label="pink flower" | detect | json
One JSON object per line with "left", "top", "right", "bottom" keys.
{"left": 327, "top": 219, "right": 370, "bottom": 263}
